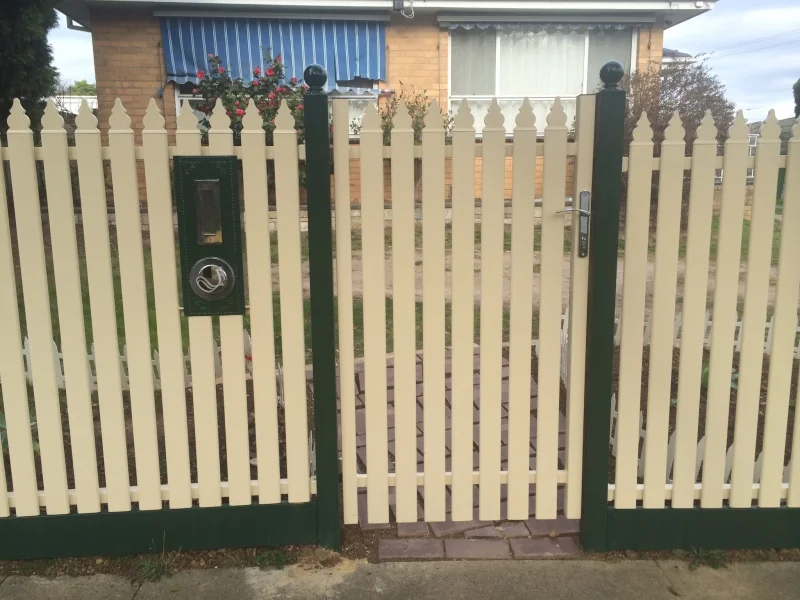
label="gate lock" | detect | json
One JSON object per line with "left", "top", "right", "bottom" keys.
{"left": 173, "top": 156, "right": 245, "bottom": 317}
{"left": 555, "top": 190, "right": 590, "bottom": 258}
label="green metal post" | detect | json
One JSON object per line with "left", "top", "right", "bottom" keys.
{"left": 580, "top": 61, "right": 627, "bottom": 552}
{"left": 303, "top": 64, "right": 342, "bottom": 550}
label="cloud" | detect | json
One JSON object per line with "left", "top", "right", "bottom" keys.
{"left": 49, "top": 13, "right": 96, "bottom": 83}
{"left": 665, "top": 0, "right": 800, "bottom": 121}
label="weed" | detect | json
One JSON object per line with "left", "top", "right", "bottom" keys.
{"left": 678, "top": 548, "right": 728, "bottom": 571}
{"left": 253, "top": 549, "right": 294, "bottom": 570}
{"left": 138, "top": 535, "right": 180, "bottom": 581}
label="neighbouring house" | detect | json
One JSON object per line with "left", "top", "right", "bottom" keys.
{"left": 662, "top": 47, "right": 694, "bottom": 64}
{"left": 56, "top": 0, "right": 716, "bottom": 204}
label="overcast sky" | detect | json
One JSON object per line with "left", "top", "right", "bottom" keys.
{"left": 49, "top": 1, "right": 800, "bottom": 121}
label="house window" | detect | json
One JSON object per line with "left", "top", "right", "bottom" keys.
{"left": 174, "top": 81, "right": 379, "bottom": 134}
{"left": 747, "top": 134, "right": 758, "bottom": 180}
{"left": 449, "top": 25, "right": 635, "bottom": 132}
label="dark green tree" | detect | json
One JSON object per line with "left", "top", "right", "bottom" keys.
{"left": 794, "top": 78, "right": 800, "bottom": 118}
{"left": 0, "top": 0, "right": 60, "bottom": 132}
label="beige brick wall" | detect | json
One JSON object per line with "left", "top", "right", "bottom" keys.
{"left": 636, "top": 23, "right": 665, "bottom": 72}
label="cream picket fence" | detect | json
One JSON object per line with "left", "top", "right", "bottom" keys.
{"left": 609, "top": 110, "right": 800, "bottom": 510}
{"left": 332, "top": 96, "right": 595, "bottom": 525}
{"left": 0, "top": 97, "right": 315, "bottom": 517}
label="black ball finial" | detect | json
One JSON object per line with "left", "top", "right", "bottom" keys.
{"left": 304, "top": 64, "right": 327, "bottom": 92}
{"left": 599, "top": 61, "right": 625, "bottom": 90}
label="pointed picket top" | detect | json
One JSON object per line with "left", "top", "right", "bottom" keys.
{"left": 484, "top": 97, "right": 505, "bottom": 129}
{"left": 393, "top": 99, "right": 412, "bottom": 130}
{"left": 208, "top": 98, "right": 230, "bottom": 132}
{"left": 274, "top": 99, "right": 295, "bottom": 131}
{"left": 515, "top": 97, "right": 536, "bottom": 129}
{"left": 42, "top": 98, "right": 65, "bottom": 131}
{"left": 454, "top": 98, "right": 474, "bottom": 130}
{"left": 664, "top": 111, "right": 685, "bottom": 142}
{"left": 143, "top": 98, "right": 165, "bottom": 131}
{"left": 423, "top": 100, "right": 444, "bottom": 130}
{"left": 109, "top": 98, "right": 132, "bottom": 131}
{"left": 545, "top": 97, "right": 567, "bottom": 128}
{"left": 177, "top": 99, "right": 199, "bottom": 131}
{"left": 696, "top": 110, "right": 717, "bottom": 142}
{"left": 728, "top": 110, "right": 748, "bottom": 141}
{"left": 760, "top": 109, "right": 781, "bottom": 140}
{"left": 242, "top": 99, "right": 262, "bottom": 131}
{"left": 361, "top": 100, "right": 381, "bottom": 130}
{"left": 632, "top": 111, "right": 653, "bottom": 143}
{"left": 75, "top": 98, "right": 98, "bottom": 130}
{"left": 8, "top": 98, "right": 31, "bottom": 131}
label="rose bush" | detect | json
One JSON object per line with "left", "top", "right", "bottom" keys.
{"left": 193, "top": 52, "right": 306, "bottom": 142}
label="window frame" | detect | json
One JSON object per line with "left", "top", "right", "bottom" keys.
{"left": 447, "top": 26, "right": 638, "bottom": 135}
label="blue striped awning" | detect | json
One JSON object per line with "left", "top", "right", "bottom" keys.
{"left": 160, "top": 17, "right": 387, "bottom": 86}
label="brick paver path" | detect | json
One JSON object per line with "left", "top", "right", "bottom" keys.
{"left": 309, "top": 345, "right": 580, "bottom": 561}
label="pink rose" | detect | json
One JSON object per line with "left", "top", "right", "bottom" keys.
{"left": 290, "top": 77, "right": 297, "bottom": 83}
{"left": 253, "top": 66, "right": 261, "bottom": 76}
{"left": 192, "top": 88, "right": 198, "bottom": 94}
{"left": 196, "top": 70, "right": 205, "bottom": 78}
{"left": 236, "top": 108, "right": 245, "bottom": 116}
{"left": 275, "top": 55, "right": 282, "bottom": 63}
{"left": 266, "top": 67, "right": 275, "bottom": 77}
{"left": 218, "top": 66, "right": 225, "bottom": 74}
{"left": 296, "top": 104, "right": 303, "bottom": 110}
{"left": 226, "top": 110, "right": 233, "bottom": 116}
{"left": 208, "top": 53, "right": 214, "bottom": 59}
{"left": 234, "top": 100, "right": 240, "bottom": 107}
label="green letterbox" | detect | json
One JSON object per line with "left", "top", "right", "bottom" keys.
{"left": 173, "top": 156, "right": 245, "bottom": 317}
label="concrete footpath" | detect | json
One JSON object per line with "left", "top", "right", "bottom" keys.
{"left": 1, "top": 559, "right": 799, "bottom": 599}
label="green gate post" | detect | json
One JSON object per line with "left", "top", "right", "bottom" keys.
{"left": 303, "top": 65, "right": 342, "bottom": 550}
{"left": 580, "top": 61, "right": 627, "bottom": 552}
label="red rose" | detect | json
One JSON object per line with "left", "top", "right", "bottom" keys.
{"left": 192, "top": 88, "right": 198, "bottom": 94}
{"left": 196, "top": 70, "right": 205, "bottom": 78}
{"left": 236, "top": 108, "right": 245, "bottom": 116}
{"left": 253, "top": 66, "right": 261, "bottom": 76}
{"left": 218, "top": 66, "right": 225, "bottom": 74}
{"left": 226, "top": 110, "right": 233, "bottom": 116}
{"left": 234, "top": 100, "right": 240, "bottom": 107}
{"left": 266, "top": 67, "right": 275, "bottom": 77}
{"left": 296, "top": 104, "right": 303, "bottom": 110}
{"left": 290, "top": 77, "right": 297, "bottom": 83}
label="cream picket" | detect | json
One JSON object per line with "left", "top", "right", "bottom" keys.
{"left": 41, "top": 100, "right": 101, "bottom": 513}
{"left": 8, "top": 100, "right": 70, "bottom": 515}
{"left": 273, "top": 101, "right": 311, "bottom": 503}
{"left": 563, "top": 95, "right": 595, "bottom": 519}
{"left": 478, "top": 99, "right": 506, "bottom": 520}
{"left": 360, "top": 102, "right": 390, "bottom": 522}
{"left": 670, "top": 112, "right": 717, "bottom": 507}
{"left": 332, "top": 100, "right": 359, "bottom": 521}
{"left": 536, "top": 98, "right": 569, "bottom": 519}
{"left": 700, "top": 111, "right": 750, "bottom": 508}
{"left": 449, "top": 99, "right": 478, "bottom": 521}
{"left": 729, "top": 112, "right": 781, "bottom": 507}
{"left": 641, "top": 112, "right": 685, "bottom": 508}
{"left": 761, "top": 119, "right": 800, "bottom": 507}
{"left": 142, "top": 99, "right": 193, "bottom": 509}
{"left": 176, "top": 100, "right": 222, "bottom": 508}
{"left": 422, "top": 101, "right": 448, "bottom": 522}
{"left": 614, "top": 113, "right": 654, "bottom": 508}
{"left": 389, "top": 100, "right": 419, "bottom": 523}
{"left": 207, "top": 100, "right": 251, "bottom": 506}
{"left": 241, "top": 100, "right": 282, "bottom": 505}
{"left": 109, "top": 99, "right": 162, "bottom": 510}
{"left": 0, "top": 123, "right": 40, "bottom": 517}
{"left": 75, "top": 100, "right": 131, "bottom": 512}
{"left": 507, "top": 98, "right": 537, "bottom": 520}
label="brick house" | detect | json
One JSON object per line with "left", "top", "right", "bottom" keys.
{"left": 57, "top": 0, "right": 715, "bottom": 203}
